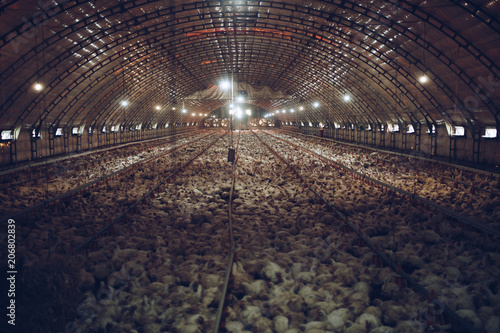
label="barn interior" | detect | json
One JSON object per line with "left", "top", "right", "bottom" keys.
{"left": 0, "top": 1, "right": 500, "bottom": 333}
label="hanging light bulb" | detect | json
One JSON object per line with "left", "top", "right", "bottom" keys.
{"left": 419, "top": 75, "right": 428, "bottom": 83}
{"left": 220, "top": 80, "right": 231, "bottom": 90}
{"left": 34, "top": 82, "right": 43, "bottom": 91}
{"left": 120, "top": 100, "right": 129, "bottom": 107}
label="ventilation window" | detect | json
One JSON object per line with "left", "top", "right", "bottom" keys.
{"left": 426, "top": 125, "right": 436, "bottom": 134}
{"left": 152, "top": 123, "right": 157, "bottom": 129}
{"left": 55, "top": 128, "right": 63, "bottom": 136}
{"left": 335, "top": 123, "right": 341, "bottom": 129}
{"left": 135, "top": 124, "right": 142, "bottom": 130}
{"left": 453, "top": 126, "right": 465, "bottom": 137}
{"left": 483, "top": 127, "right": 497, "bottom": 138}
{"left": 1, "top": 130, "right": 13, "bottom": 140}
{"left": 32, "top": 129, "right": 41, "bottom": 138}
{"left": 72, "top": 127, "right": 79, "bottom": 135}
{"left": 102, "top": 127, "right": 106, "bottom": 133}
{"left": 367, "top": 124, "right": 372, "bottom": 131}
{"left": 407, "top": 124, "right": 415, "bottom": 133}
{"left": 88, "top": 127, "right": 92, "bottom": 134}
{"left": 388, "top": 124, "right": 400, "bottom": 132}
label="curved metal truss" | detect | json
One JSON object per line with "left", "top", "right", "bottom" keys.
{"left": 0, "top": 0, "right": 499, "bottom": 134}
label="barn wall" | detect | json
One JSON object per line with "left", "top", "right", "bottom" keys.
{"left": 0, "top": 126, "right": 198, "bottom": 166}
{"left": 298, "top": 125, "right": 500, "bottom": 166}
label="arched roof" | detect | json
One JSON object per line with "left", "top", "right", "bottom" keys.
{"left": 0, "top": 0, "right": 499, "bottom": 131}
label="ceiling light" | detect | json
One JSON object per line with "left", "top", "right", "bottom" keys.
{"left": 120, "top": 100, "right": 129, "bottom": 107}
{"left": 192, "top": 113, "right": 195, "bottom": 116}
{"left": 299, "top": 106, "right": 304, "bottom": 111}
{"left": 220, "top": 80, "right": 231, "bottom": 90}
{"left": 245, "top": 109, "right": 251, "bottom": 115}
{"left": 419, "top": 75, "right": 428, "bottom": 83}
{"left": 155, "top": 105, "right": 161, "bottom": 110}
{"left": 199, "top": 113, "right": 203, "bottom": 116}
{"left": 290, "top": 108, "right": 295, "bottom": 113}
{"left": 343, "top": 95, "right": 350, "bottom": 102}
{"left": 313, "top": 102, "right": 319, "bottom": 108}
{"left": 34, "top": 83, "right": 43, "bottom": 91}
{"left": 182, "top": 109, "right": 187, "bottom": 113}
{"left": 172, "top": 107, "right": 176, "bottom": 110}
{"left": 236, "top": 95, "right": 245, "bottom": 103}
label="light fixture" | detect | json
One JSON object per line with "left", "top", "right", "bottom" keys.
{"left": 34, "top": 82, "right": 43, "bottom": 91}
{"left": 282, "top": 109, "right": 286, "bottom": 113}
{"left": 290, "top": 108, "right": 295, "bottom": 113}
{"left": 419, "top": 75, "right": 428, "bottom": 83}
{"left": 220, "top": 80, "right": 231, "bottom": 90}
{"left": 192, "top": 113, "right": 195, "bottom": 116}
{"left": 343, "top": 95, "right": 351, "bottom": 102}
{"left": 236, "top": 95, "right": 245, "bottom": 103}
{"left": 173, "top": 107, "right": 176, "bottom": 110}
{"left": 313, "top": 102, "right": 320, "bottom": 108}
{"left": 120, "top": 100, "right": 129, "bottom": 107}
{"left": 299, "top": 106, "right": 304, "bottom": 111}
{"left": 199, "top": 113, "right": 203, "bottom": 116}
{"left": 245, "top": 109, "right": 251, "bottom": 115}
{"left": 155, "top": 105, "right": 161, "bottom": 110}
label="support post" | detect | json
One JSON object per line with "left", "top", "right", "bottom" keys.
{"left": 97, "top": 130, "right": 102, "bottom": 148}
{"left": 472, "top": 127, "right": 481, "bottom": 163}
{"left": 415, "top": 122, "right": 421, "bottom": 152}
{"left": 30, "top": 134, "right": 38, "bottom": 160}
{"left": 430, "top": 124, "right": 437, "bottom": 157}
{"left": 380, "top": 125, "right": 386, "bottom": 147}
{"left": 9, "top": 140, "right": 17, "bottom": 164}
{"left": 390, "top": 131, "right": 396, "bottom": 149}
{"left": 402, "top": 123, "right": 407, "bottom": 151}
{"left": 48, "top": 127, "right": 55, "bottom": 157}
{"left": 63, "top": 128, "right": 70, "bottom": 154}
{"left": 76, "top": 132, "right": 82, "bottom": 152}
{"left": 449, "top": 134, "right": 456, "bottom": 162}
